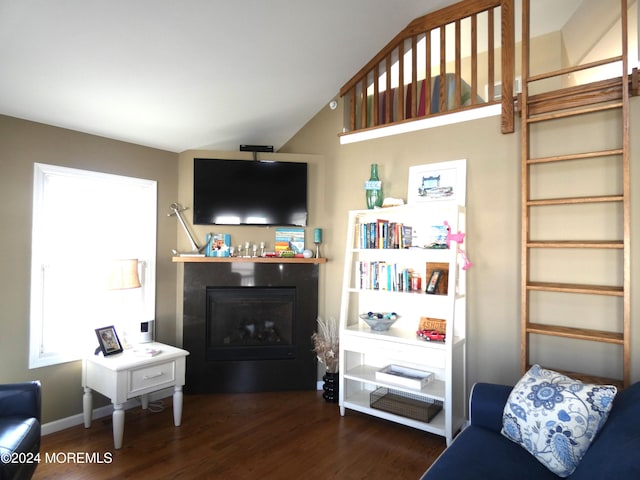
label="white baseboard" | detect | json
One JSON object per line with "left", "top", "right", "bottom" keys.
{"left": 41, "top": 388, "right": 174, "bottom": 436}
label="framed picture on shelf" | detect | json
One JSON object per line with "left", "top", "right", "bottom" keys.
{"left": 95, "top": 325, "right": 123, "bottom": 356}
{"left": 407, "top": 159, "right": 466, "bottom": 206}
{"left": 426, "top": 270, "right": 444, "bottom": 294}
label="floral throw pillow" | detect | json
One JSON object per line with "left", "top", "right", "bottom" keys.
{"left": 501, "top": 365, "right": 617, "bottom": 477}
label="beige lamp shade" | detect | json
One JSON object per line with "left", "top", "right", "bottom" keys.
{"left": 106, "top": 259, "right": 141, "bottom": 290}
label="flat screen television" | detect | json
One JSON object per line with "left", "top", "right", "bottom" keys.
{"left": 193, "top": 158, "right": 308, "bottom": 226}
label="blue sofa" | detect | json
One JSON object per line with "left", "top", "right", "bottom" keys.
{"left": 0, "top": 382, "right": 41, "bottom": 480}
{"left": 422, "top": 381, "right": 640, "bottom": 479}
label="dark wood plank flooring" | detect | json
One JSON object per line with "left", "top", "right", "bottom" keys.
{"left": 34, "top": 390, "right": 446, "bottom": 479}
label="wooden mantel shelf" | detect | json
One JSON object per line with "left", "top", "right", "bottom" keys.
{"left": 172, "top": 256, "right": 327, "bottom": 264}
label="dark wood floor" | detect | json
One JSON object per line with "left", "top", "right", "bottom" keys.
{"left": 34, "top": 390, "right": 446, "bottom": 479}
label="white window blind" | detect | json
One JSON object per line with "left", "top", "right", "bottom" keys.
{"left": 29, "top": 163, "right": 157, "bottom": 368}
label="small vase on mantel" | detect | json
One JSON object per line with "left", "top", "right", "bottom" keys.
{"left": 322, "top": 371, "right": 339, "bottom": 403}
{"left": 365, "top": 163, "right": 383, "bottom": 209}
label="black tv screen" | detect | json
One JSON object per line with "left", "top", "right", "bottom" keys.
{"left": 193, "top": 158, "right": 308, "bottom": 226}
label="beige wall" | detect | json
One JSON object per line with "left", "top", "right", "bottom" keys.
{"left": 0, "top": 115, "right": 179, "bottom": 423}
{"left": 280, "top": 95, "right": 640, "bottom": 388}
{"left": 1, "top": 88, "right": 638, "bottom": 425}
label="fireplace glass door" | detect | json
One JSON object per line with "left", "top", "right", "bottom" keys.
{"left": 205, "top": 287, "right": 296, "bottom": 361}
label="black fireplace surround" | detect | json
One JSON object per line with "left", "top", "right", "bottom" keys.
{"left": 183, "top": 262, "right": 319, "bottom": 393}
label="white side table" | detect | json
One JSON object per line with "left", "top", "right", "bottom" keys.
{"left": 82, "top": 342, "right": 190, "bottom": 449}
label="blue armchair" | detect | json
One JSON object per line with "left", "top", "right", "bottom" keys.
{"left": 0, "top": 382, "right": 41, "bottom": 480}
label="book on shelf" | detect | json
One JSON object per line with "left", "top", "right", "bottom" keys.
{"left": 275, "top": 228, "right": 305, "bottom": 254}
{"left": 206, "top": 233, "right": 231, "bottom": 257}
{"left": 402, "top": 225, "right": 413, "bottom": 248}
{"left": 356, "top": 261, "right": 418, "bottom": 292}
{"left": 357, "top": 220, "right": 413, "bottom": 249}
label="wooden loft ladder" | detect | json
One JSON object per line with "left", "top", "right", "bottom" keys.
{"left": 520, "top": 0, "right": 631, "bottom": 388}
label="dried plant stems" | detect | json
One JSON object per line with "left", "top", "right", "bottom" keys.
{"left": 312, "top": 316, "right": 339, "bottom": 373}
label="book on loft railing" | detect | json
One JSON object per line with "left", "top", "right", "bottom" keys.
{"left": 358, "top": 220, "right": 413, "bottom": 249}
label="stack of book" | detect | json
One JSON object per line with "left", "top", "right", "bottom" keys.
{"left": 358, "top": 220, "right": 413, "bottom": 249}
{"left": 356, "top": 261, "right": 419, "bottom": 292}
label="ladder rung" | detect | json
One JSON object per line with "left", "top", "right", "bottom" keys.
{"left": 527, "top": 240, "right": 623, "bottom": 249}
{"left": 527, "top": 195, "right": 624, "bottom": 206}
{"left": 526, "top": 323, "right": 624, "bottom": 344}
{"left": 524, "top": 364, "right": 624, "bottom": 390}
{"left": 527, "top": 56, "right": 624, "bottom": 83}
{"left": 525, "top": 77, "right": 623, "bottom": 112}
{"left": 527, "top": 149, "right": 623, "bottom": 165}
{"left": 527, "top": 281, "right": 623, "bottom": 296}
{"left": 527, "top": 102, "right": 622, "bottom": 123}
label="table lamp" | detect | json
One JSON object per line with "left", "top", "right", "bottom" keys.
{"left": 104, "top": 259, "right": 153, "bottom": 347}
{"left": 106, "top": 259, "right": 141, "bottom": 290}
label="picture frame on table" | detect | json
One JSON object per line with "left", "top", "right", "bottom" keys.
{"left": 95, "top": 325, "right": 123, "bottom": 356}
{"left": 407, "top": 159, "right": 466, "bottom": 206}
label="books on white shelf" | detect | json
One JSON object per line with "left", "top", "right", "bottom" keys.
{"left": 375, "top": 365, "right": 434, "bottom": 390}
{"left": 357, "top": 220, "right": 413, "bottom": 249}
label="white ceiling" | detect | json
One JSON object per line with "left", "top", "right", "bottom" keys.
{"left": 0, "top": 0, "right": 459, "bottom": 152}
{"left": 0, "top": 0, "right": 587, "bottom": 153}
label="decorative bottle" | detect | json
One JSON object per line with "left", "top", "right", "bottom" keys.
{"left": 365, "top": 163, "right": 383, "bottom": 209}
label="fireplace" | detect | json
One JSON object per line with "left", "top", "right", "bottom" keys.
{"left": 182, "top": 262, "right": 318, "bottom": 393}
{"left": 205, "top": 286, "right": 296, "bottom": 361}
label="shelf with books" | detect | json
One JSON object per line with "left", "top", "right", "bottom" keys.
{"left": 357, "top": 219, "right": 414, "bottom": 249}
{"left": 338, "top": 201, "right": 466, "bottom": 446}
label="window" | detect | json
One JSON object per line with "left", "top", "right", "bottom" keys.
{"left": 29, "top": 163, "right": 157, "bottom": 368}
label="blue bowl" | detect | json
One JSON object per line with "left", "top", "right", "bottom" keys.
{"left": 359, "top": 312, "right": 400, "bottom": 332}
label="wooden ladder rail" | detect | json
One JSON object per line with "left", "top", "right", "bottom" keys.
{"left": 520, "top": 0, "right": 630, "bottom": 389}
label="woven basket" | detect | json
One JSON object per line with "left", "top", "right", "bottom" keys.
{"left": 419, "top": 317, "right": 446, "bottom": 334}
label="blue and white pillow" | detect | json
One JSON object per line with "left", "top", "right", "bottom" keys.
{"left": 501, "top": 365, "right": 617, "bottom": 477}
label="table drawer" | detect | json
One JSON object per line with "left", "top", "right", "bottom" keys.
{"left": 129, "top": 360, "right": 176, "bottom": 395}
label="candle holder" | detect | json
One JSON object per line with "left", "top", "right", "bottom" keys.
{"left": 314, "top": 228, "right": 323, "bottom": 259}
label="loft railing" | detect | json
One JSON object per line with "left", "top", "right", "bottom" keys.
{"left": 339, "top": 0, "right": 515, "bottom": 137}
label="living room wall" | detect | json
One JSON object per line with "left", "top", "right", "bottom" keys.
{"left": 279, "top": 95, "right": 640, "bottom": 388}
{"left": 0, "top": 115, "right": 179, "bottom": 423}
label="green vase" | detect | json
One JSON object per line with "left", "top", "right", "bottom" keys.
{"left": 365, "top": 164, "right": 383, "bottom": 209}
